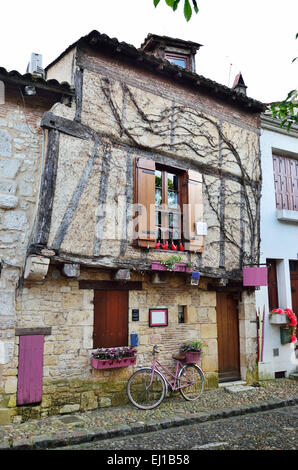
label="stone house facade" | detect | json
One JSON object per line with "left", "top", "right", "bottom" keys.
{"left": 0, "top": 31, "right": 265, "bottom": 423}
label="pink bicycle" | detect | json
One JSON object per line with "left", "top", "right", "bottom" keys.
{"left": 127, "top": 345, "right": 204, "bottom": 410}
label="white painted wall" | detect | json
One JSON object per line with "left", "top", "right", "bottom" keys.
{"left": 255, "top": 115, "right": 298, "bottom": 379}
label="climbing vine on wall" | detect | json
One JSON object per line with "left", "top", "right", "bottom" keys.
{"left": 99, "top": 77, "right": 261, "bottom": 268}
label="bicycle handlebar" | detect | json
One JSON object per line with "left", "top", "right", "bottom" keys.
{"left": 152, "top": 345, "right": 160, "bottom": 355}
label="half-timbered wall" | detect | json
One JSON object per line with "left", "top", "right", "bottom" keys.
{"left": 41, "top": 47, "right": 261, "bottom": 276}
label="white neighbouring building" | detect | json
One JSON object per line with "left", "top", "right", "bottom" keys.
{"left": 256, "top": 111, "right": 298, "bottom": 379}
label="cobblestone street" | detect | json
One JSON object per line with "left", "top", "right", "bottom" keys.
{"left": 54, "top": 405, "right": 298, "bottom": 451}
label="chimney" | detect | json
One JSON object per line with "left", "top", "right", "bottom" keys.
{"left": 26, "top": 53, "right": 45, "bottom": 78}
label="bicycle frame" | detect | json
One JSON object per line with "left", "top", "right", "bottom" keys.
{"left": 148, "top": 356, "right": 195, "bottom": 392}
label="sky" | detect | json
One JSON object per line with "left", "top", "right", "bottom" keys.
{"left": 0, "top": 0, "right": 297, "bottom": 103}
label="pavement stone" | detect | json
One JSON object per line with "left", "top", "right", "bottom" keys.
{"left": 0, "top": 379, "right": 297, "bottom": 450}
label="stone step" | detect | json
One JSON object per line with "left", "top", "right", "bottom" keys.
{"left": 219, "top": 380, "right": 246, "bottom": 388}
{"left": 224, "top": 384, "right": 255, "bottom": 393}
{"left": 219, "top": 380, "right": 256, "bottom": 393}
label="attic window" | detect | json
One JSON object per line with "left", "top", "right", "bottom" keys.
{"left": 165, "top": 53, "right": 189, "bottom": 70}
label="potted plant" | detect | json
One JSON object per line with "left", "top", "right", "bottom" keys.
{"left": 180, "top": 341, "right": 203, "bottom": 363}
{"left": 91, "top": 346, "right": 137, "bottom": 370}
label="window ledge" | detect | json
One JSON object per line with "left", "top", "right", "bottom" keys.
{"left": 276, "top": 209, "right": 298, "bottom": 223}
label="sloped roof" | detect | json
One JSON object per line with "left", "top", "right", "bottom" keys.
{"left": 0, "top": 66, "right": 73, "bottom": 95}
{"left": 140, "top": 33, "right": 202, "bottom": 52}
{"left": 45, "top": 30, "right": 265, "bottom": 112}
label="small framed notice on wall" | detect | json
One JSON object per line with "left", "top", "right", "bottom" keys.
{"left": 149, "top": 308, "right": 168, "bottom": 327}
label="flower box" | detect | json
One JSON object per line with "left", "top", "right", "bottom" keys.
{"left": 184, "top": 351, "right": 201, "bottom": 364}
{"left": 151, "top": 262, "right": 192, "bottom": 273}
{"left": 91, "top": 356, "right": 137, "bottom": 370}
{"left": 269, "top": 313, "right": 288, "bottom": 325}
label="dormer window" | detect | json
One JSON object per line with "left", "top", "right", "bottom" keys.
{"left": 140, "top": 34, "right": 202, "bottom": 74}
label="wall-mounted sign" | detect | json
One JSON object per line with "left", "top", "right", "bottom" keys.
{"left": 132, "top": 309, "right": 139, "bottom": 321}
{"left": 243, "top": 267, "right": 268, "bottom": 286}
{"left": 149, "top": 308, "right": 168, "bottom": 327}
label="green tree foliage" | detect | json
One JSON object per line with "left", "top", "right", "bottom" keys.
{"left": 153, "top": 0, "right": 199, "bottom": 22}
{"left": 270, "top": 90, "right": 298, "bottom": 132}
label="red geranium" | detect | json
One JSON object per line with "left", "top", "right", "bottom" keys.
{"left": 291, "top": 335, "right": 297, "bottom": 343}
{"left": 272, "top": 308, "right": 284, "bottom": 314}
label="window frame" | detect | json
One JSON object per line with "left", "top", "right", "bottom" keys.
{"left": 155, "top": 164, "right": 183, "bottom": 244}
{"left": 164, "top": 53, "right": 190, "bottom": 70}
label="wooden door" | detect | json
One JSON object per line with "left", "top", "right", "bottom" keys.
{"left": 290, "top": 262, "right": 298, "bottom": 315}
{"left": 17, "top": 335, "right": 44, "bottom": 405}
{"left": 93, "top": 290, "right": 128, "bottom": 348}
{"left": 216, "top": 293, "right": 240, "bottom": 382}
{"left": 267, "top": 259, "right": 279, "bottom": 311}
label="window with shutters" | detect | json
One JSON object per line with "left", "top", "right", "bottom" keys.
{"left": 272, "top": 154, "right": 298, "bottom": 211}
{"left": 134, "top": 157, "right": 204, "bottom": 252}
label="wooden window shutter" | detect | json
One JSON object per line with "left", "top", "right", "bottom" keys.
{"left": 272, "top": 154, "right": 295, "bottom": 211}
{"left": 291, "top": 158, "right": 298, "bottom": 211}
{"left": 134, "top": 157, "right": 156, "bottom": 248}
{"left": 182, "top": 169, "right": 204, "bottom": 252}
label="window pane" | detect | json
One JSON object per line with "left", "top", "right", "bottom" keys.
{"left": 155, "top": 170, "right": 162, "bottom": 206}
{"left": 168, "top": 173, "right": 178, "bottom": 191}
{"left": 156, "top": 211, "right": 162, "bottom": 226}
{"left": 155, "top": 170, "right": 162, "bottom": 188}
{"left": 172, "top": 229, "right": 180, "bottom": 240}
{"left": 168, "top": 191, "right": 178, "bottom": 208}
{"left": 155, "top": 188, "right": 162, "bottom": 206}
{"left": 178, "top": 306, "right": 185, "bottom": 323}
{"left": 167, "top": 57, "right": 187, "bottom": 68}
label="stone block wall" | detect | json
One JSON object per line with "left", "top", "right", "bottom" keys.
{"left": 0, "top": 265, "right": 218, "bottom": 422}
{"left": 0, "top": 88, "right": 45, "bottom": 374}
{"left": 0, "top": 86, "right": 62, "bottom": 420}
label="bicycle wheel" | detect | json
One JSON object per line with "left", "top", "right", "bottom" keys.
{"left": 127, "top": 368, "right": 166, "bottom": 410}
{"left": 178, "top": 364, "right": 204, "bottom": 401}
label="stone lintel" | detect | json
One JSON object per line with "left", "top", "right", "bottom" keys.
{"left": 15, "top": 327, "right": 52, "bottom": 336}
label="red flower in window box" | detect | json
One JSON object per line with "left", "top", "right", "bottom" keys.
{"left": 270, "top": 308, "right": 297, "bottom": 340}
{"left": 272, "top": 308, "right": 284, "bottom": 314}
